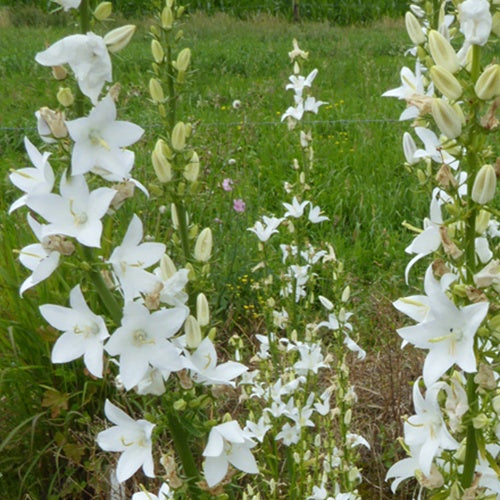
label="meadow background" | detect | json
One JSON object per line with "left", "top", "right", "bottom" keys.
{"left": 1, "top": 2, "right": 428, "bottom": 498}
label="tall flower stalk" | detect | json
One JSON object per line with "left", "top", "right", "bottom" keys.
{"left": 384, "top": 0, "right": 499, "bottom": 497}
{"left": 243, "top": 39, "right": 367, "bottom": 499}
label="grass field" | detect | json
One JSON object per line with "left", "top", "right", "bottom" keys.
{"left": 0, "top": 9, "right": 429, "bottom": 498}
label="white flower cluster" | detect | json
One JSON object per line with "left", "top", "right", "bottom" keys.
{"left": 384, "top": 0, "right": 499, "bottom": 496}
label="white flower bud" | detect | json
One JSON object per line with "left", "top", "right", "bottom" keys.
{"left": 471, "top": 164, "right": 496, "bottom": 205}
{"left": 184, "top": 151, "right": 200, "bottom": 182}
{"left": 196, "top": 293, "right": 210, "bottom": 326}
{"left": 171, "top": 203, "right": 179, "bottom": 229}
{"left": 341, "top": 285, "right": 350, "bottom": 303}
{"left": 175, "top": 48, "right": 191, "bottom": 72}
{"left": 430, "top": 65, "right": 463, "bottom": 100}
{"left": 194, "top": 227, "right": 212, "bottom": 262}
{"left": 171, "top": 121, "right": 186, "bottom": 151}
{"left": 428, "top": 30, "right": 460, "bottom": 74}
{"left": 94, "top": 1, "right": 112, "bottom": 21}
{"left": 149, "top": 78, "right": 164, "bottom": 103}
{"left": 151, "top": 39, "right": 164, "bottom": 64}
{"left": 474, "top": 64, "right": 500, "bottom": 100}
{"left": 185, "top": 315, "right": 202, "bottom": 349}
{"left": 152, "top": 139, "right": 172, "bottom": 183}
{"left": 405, "top": 11, "right": 426, "bottom": 45}
{"left": 161, "top": 6, "right": 174, "bottom": 29}
{"left": 104, "top": 25, "right": 136, "bottom": 53}
{"left": 160, "top": 253, "right": 177, "bottom": 279}
{"left": 431, "top": 98, "right": 462, "bottom": 139}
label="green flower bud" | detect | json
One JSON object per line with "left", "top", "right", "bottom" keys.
{"left": 151, "top": 39, "right": 164, "bottom": 64}
{"left": 149, "top": 77, "right": 164, "bottom": 103}
{"left": 184, "top": 151, "right": 200, "bottom": 182}
{"left": 160, "top": 253, "right": 177, "bottom": 279}
{"left": 161, "top": 6, "right": 174, "bottom": 29}
{"left": 103, "top": 24, "right": 136, "bottom": 53}
{"left": 175, "top": 47, "right": 191, "bottom": 72}
{"left": 152, "top": 139, "right": 172, "bottom": 182}
{"left": 194, "top": 227, "right": 213, "bottom": 262}
{"left": 476, "top": 210, "right": 491, "bottom": 234}
{"left": 405, "top": 11, "right": 425, "bottom": 45}
{"left": 428, "top": 30, "right": 460, "bottom": 74}
{"left": 56, "top": 87, "right": 74, "bottom": 107}
{"left": 472, "top": 413, "right": 489, "bottom": 429}
{"left": 173, "top": 399, "right": 186, "bottom": 411}
{"left": 196, "top": 293, "right": 210, "bottom": 326}
{"left": 431, "top": 98, "right": 462, "bottom": 139}
{"left": 474, "top": 64, "right": 500, "bottom": 101}
{"left": 471, "top": 164, "right": 496, "bottom": 205}
{"left": 177, "top": 6, "right": 185, "bottom": 17}
{"left": 171, "top": 121, "right": 186, "bottom": 151}
{"left": 430, "top": 65, "right": 462, "bottom": 100}
{"left": 185, "top": 315, "right": 202, "bottom": 348}
{"left": 93, "top": 1, "right": 112, "bottom": 21}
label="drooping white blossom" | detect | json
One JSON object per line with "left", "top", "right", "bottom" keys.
{"left": 35, "top": 33, "right": 112, "bottom": 104}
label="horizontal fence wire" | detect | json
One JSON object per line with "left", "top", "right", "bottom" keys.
{"left": 0, "top": 118, "right": 402, "bottom": 134}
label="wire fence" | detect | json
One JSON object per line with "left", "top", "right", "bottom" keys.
{"left": 0, "top": 117, "right": 403, "bottom": 135}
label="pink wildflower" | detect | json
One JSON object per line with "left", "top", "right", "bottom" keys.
{"left": 222, "top": 178, "right": 234, "bottom": 191}
{"left": 233, "top": 199, "right": 246, "bottom": 213}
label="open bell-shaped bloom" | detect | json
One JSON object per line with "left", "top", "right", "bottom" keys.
{"left": 40, "top": 285, "right": 109, "bottom": 377}
{"left": 248, "top": 215, "right": 284, "bottom": 242}
{"left": 403, "top": 380, "right": 458, "bottom": 476}
{"left": 458, "top": 0, "right": 492, "bottom": 46}
{"left": 404, "top": 188, "right": 444, "bottom": 283}
{"left": 132, "top": 482, "right": 172, "bottom": 500}
{"left": 97, "top": 400, "right": 155, "bottom": 483}
{"left": 35, "top": 32, "right": 112, "bottom": 105}
{"left": 18, "top": 215, "right": 61, "bottom": 295}
{"left": 108, "top": 215, "right": 165, "bottom": 301}
{"left": 105, "top": 301, "right": 187, "bottom": 390}
{"left": 286, "top": 69, "right": 318, "bottom": 97}
{"left": 53, "top": 0, "right": 82, "bottom": 11}
{"left": 9, "top": 137, "right": 54, "bottom": 213}
{"left": 203, "top": 421, "right": 258, "bottom": 487}
{"left": 183, "top": 337, "right": 247, "bottom": 386}
{"left": 27, "top": 172, "right": 116, "bottom": 248}
{"left": 66, "top": 95, "right": 144, "bottom": 178}
{"left": 397, "top": 266, "right": 489, "bottom": 387}
{"left": 283, "top": 197, "right": 309, "bottom": 218}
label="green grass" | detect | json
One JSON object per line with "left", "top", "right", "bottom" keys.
{"left": 0, "top": 11, "right": 427, "bottom": 498}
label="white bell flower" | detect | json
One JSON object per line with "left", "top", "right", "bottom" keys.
{"left": 27, "top": 172, "right": 116, "bottom": 248}
{"left": 202, "top": 421, "right": 258, "bottom": 487}
{"left": 9, "top": 137, "right": 54, "bottom": 213}
{"left": 35, "top": 32, "right": 112, "bottom": 105}
{"left": 105, "top": 301, "right": 187, "bottom": 390}
{"left": 97, "top": 400, "right": 155, "bottom": 483}
{"left": 66, "top": 95, "right": 144, "bottom": 177}
{"left": 40, "top": 285, "right": 109, "bottom": 377}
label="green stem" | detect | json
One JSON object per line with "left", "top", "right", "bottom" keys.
{"left": 82, "top": 246, "right": 122, "bottom": 324}
{"left": 166, "top": 409, "right": 203, "bottom": 498}
{"left": 175, "top": 199, "right": 191, "bottom": 263}
{"left": 462, "top": 373, "right": 478, "bottom": 487}
{"left": 166, "top": 43, "right": 177, "bottom": 130}
{"left": 461, "top": 44, "right": 482, "bottom": 489}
